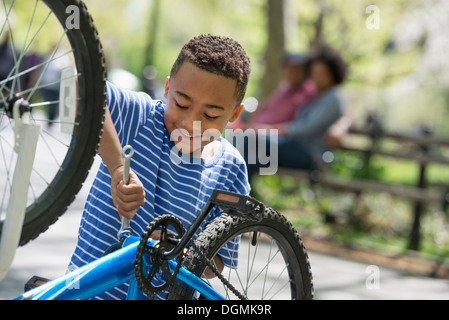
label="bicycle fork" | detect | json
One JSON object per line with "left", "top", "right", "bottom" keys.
{"left": 0, "top": 100, "right": 40, "bottom": 282}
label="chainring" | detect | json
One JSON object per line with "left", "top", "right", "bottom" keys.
{"left": 135, "top": 215, "right": 186, "bottom": 298}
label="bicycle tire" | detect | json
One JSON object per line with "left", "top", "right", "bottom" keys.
{"left": 168, "top": 207, "right": 314, "bottom": 300}
{"left": 0, "top": 0, "right": 105, "bottom": 245}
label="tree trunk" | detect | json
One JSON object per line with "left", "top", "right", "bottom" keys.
{"left": 144, "top": 0, "right": 161, "bottom": 68}
{"left": 258, "top": 0, "right": 285, "bottom": 102}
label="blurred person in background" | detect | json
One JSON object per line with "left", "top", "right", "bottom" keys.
{"left": 230, "top": 53, "right": 316, "bottom": 130}
{"left": 0, "top": 32, "right": 18, "bottom": 91}
{"left": 245, "top": 46, "right": 350, "bottom": 183}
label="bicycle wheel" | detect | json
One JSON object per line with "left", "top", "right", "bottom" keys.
{"left": 168, "top": 207, "right": 314, "bottom": 300}
{"left": 0, "top": 0, "right": 105, "bottom": 245}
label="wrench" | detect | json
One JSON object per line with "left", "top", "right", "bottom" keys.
{"left": 117, "top": 145, "right": 135, "bottom": 240}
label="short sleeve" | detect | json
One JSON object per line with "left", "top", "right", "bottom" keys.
{"left": 106, "top": 81, "right": 154, "bottom": 146}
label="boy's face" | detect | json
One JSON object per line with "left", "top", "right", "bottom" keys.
{"left": 164, "top": 61, "right": 243, "bottom": 155}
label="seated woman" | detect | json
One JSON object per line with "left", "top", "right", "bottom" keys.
{"left": 246, "top": 46, "right": 350, "bottom": 181}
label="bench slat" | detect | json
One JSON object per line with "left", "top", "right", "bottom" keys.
{"left": 276, "top": 167, "right": 443, "bottom": 204}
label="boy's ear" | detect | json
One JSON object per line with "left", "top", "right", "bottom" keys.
{"left": 230, "top": 104, "right": 244, "bottom": 122}
{"left": 164, "top": 76, "right": 170, "bottom": 99}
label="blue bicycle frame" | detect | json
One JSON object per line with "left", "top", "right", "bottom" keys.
{"left": 14, "top": 189, "right": 263, "bottom": 300}
{"left": 14, "top": 235, "right": 225, "bottom": 300}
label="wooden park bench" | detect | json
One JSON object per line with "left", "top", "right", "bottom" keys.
{"left": 276, "top": 116, "right": 449, "bottom": 251}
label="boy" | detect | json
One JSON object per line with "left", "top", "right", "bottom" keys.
{"left": 67, "top": 34, "right": 252, "bottom": 300}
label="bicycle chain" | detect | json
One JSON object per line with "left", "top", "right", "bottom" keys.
{"left": 135, "top": 215, "right": 185, "bottom": 299}
{"left": 190, "top": 242, "right": 247, "bottom": 300}
{"left": 135, "top": 216, "right": 247, "bottom": 300}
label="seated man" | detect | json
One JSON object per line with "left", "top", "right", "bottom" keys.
{"left": 245, "top": 53, "right": 316, "bottom": 126}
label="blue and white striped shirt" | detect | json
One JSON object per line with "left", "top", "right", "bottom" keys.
{"left": 67, "top": 82, "right": 250, "bottom": 300}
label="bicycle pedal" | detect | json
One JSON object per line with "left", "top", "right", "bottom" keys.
{"left": 24, "top": 275, "right": 50, "bottom": 292}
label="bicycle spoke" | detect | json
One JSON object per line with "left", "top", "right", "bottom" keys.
{"left": 0, "top": 115, "right": 11, "bottom": 135}
{"left": 226, "top": 237, "right": 247, "bottom": 296}
{"left": 2, "top": 0, "right": 20, "bottom": 97}
{"left": 0, "top": 136, "right": 14, "bottom": 219}
{"left": 246, "top": 232, "right": 260, "bottom": 292}
{"left": 34, "top": 125, "right": 63, "bottom": 170}
{"left": 29, "top": 100, "right": 59, "bottom": 108}
{"left": 16, "top": 74, "right": 75, "bottom": 102}
{"left": 0, "top": 177, "right": 10, "bottom": 220}
{"left": 26, "top": 178, "right": 38, "bottom": 205}
{"left": 0, "top": 0, "right": 15, "bottom": 40}
{"left": 0, "top": 50, "right": 76, "bottom": 91}
{"left": 0, "top": 0, "right": 106, "bottom": 249}
{"left": 0, "top": 134, "right": 14, "bottom": 186}
{"left": 246, "top": 242, "right": 281, "bottom": 290}
{"left": 261, "top": 238, "right": 274, "bottom": 298}
{"left": 0, "top": 3, "right": 54, "bottom": 98}
{"left": 199, "top": 233, "right": 290, "bottom": 300}
{"left": 40, "top": 127, "right": 72, "bottom": 147}
{"left": 26, "top": 28, "right": 67, "bottom": 102}
{"left": 20, "top": 0, "right": 39, "bottom": 54}
{"left": 262, "top": 263, "right": 289, "bottom": 300}
{"left": 265, "top": 277, "right": 291, "bottom": 300}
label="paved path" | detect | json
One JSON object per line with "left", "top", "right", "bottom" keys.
{"left": 0, "top": 157, "right": 448, "bottom": 300}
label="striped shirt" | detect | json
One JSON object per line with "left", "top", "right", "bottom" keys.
{"left": 67, "top": 82, "right": 250, "bottom": 300}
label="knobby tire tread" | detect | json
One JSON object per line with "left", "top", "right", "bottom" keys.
{"left": 168, "top": 207, "right": 314, "bottom": 300}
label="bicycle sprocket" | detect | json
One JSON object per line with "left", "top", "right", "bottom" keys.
{"left": 135, "top": 215, "right": 186, "bottom": 298}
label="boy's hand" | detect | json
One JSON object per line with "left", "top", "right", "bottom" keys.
{"left": 110, "top": 166, "right": 146, "bottom": 220}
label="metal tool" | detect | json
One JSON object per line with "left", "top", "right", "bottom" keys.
{"left": 117, "top": 145, "right": 135, "bottom": 240}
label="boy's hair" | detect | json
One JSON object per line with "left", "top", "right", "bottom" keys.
{"left": 170, "top": 34, "right": 251, "bottom": 105}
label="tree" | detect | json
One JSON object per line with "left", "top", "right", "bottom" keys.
{"left": 257, "top": 0, "right": 285, "bottom": 102}
{"left": 144, "top": 0, "right": 161, "bottom": 68}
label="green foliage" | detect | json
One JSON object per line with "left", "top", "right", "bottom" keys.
{"left": 329, "top": 150, "right": 386, "bottom": 181}
{"left": 59, "top": 0, "right": 449, "bottom": 134}
{"left": 8, "top": 0, "right": 446, "bottom": 126}
{"left": 83, "top": 0, "right": 422, "bottom": 98}
{"left": 83, "top": 0, "right": 268, "bottom": 98}
{"left": 2, "top": 0, "right": 69, "bottom": 54}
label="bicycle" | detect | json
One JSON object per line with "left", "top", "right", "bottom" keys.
{"left": 16, "top": 186, "right": 313, "bottom": 300}
{"left": 1, "top": 0, "right": 314, "bottom": 300}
